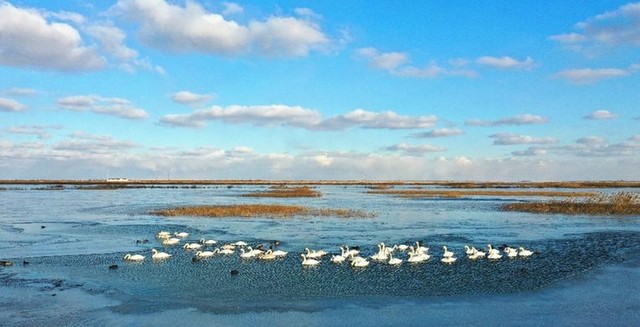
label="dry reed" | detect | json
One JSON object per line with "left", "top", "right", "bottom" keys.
{"left": 502, "top": 192, "right": 640, "bottom": 215}
{"left": 242, "top": 186, "right": 321, "bottom": 198}
{"left": 368, "top": 189, "right": 595, "bottom": 198}
{"left": 151, "top": 204, "right": 370, "bottom": 218}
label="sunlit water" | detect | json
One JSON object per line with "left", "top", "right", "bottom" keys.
{"left": 1, "top": 185, "right": 639, "bottom": 326}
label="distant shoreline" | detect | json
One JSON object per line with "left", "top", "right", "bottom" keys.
{"left": 1, "top": 179, "right": 640, "bottom": 188}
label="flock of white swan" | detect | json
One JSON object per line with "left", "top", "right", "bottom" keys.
{"left": 122, "top": 230, "right": 536, "bottom": 268}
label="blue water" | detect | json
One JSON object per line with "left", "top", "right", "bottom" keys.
{"left": 1, "top": 185, "right": 639, "bottom": 326}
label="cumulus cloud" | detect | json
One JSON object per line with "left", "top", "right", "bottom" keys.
{"left": 222, "top": 2, "right": 243, "bottom": 16}
{"left": 57, "top": 95, "right": 148, "bottom": 120}
{"left": 584, "top": 110, "right": 618, "bottom": 120}
{"left": 160, "top": 106, "right": 437, "bottom": 130}
{"left": 549, "top": 3, "right": 640, "bottom": 54}
{"left": 53, "top": 133, "right": 140, "bottom": 154}
{"left": 0, "top": 97, "right": 27, "bottom": 112}
{"left": 512, "top": 147, "right": 548, "bottom": 156}
{"left": 490, "top": 133, "right": 558, "bottom": 145}
{"left": 384, "top": 143, "right": 446, "bottom": 155}
{"left": 553, "top": 67, "right": 634, "bottom": 84}
{"left": 356, "top": 47, "right": 477, "bottom": 78}
{"left": 0, "top": 2, "right": 105, "bottom": 71}
{"left": 465, "top": 114, "right": 549, "bottom": 126}
{"left": 552, "top": 135, "right": 640, "bottom": 157}
{"left": 113, "top": 0, "right": 329, "bottom": 57}
{"left": 5, "top": 125, "right": 62, "bottom": 140}
{"left": 476, "top": 56, "right": 535, "bottom": 70}
{"left": 410, "top": 128, "right": 464, "bottom": 138}
{"left": 3, "top": 88, "right": 37, "bottom": 97}
{"left": 170, "top": 91, "right": 214, "bottom": 105}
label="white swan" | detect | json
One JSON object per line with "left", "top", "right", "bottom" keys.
{"left": 123, "top": 253, "right": 145, "bottom": 262}
{"left": 183, "top": 243, "right": 202, "bottom": 250}
{"left": 259, "top": 249, "right": 276, "bottom": 260}
{"left": 218, "top": 247, "right": 234, "bottom": 255}
{"left": 487, "top": 244, "right": 500, "bottom": 256}
{"left": 518, "top": 247, "right": 533, "bottom": 257}
{"left": 272, "top": 249, "right": 288, "bottom": 257}
{"left": 155, "top": 231, "right": 171, "bottom": 239}
{"left": 370, "top": 244, "right": 389, "bottom": 261}
{"left": 505, "top": 247, "right": 518, "bottom": 258}
{"left": 407, "top": 252, "right": 430, "bottom": 263}
{"left": 200, "top": 238, "right": 217, "bottom": 245}
{"left": 488, "top": 251, "right": 502, "bottom": 260}
{"left": 174, "top": 232, "right": 189, "bottom": 238}
{"left": 342, "top": 246, "right": 359, "bottom": 257}
{"left": 301, "top": 254, "right": 320, "bottom": 266}
{"left": 195, "top": 249, "right": 217, "bottom": 258}
{"left": 162, "top": 237, "right": 181, "bottom": 246}
{"left": 468, "top": 249, "right": 486, "bottom": 260}
{"left": 240, "top": 248, "right": 257, "bottom": 259}
{"left": 464, "top": 245, "right": 475, "bottom": 255}
{"left": 442, "top": 246, "right": 454, "bottom": 258}
{"left": 416, "top": 241, "right": 429, "bottom": 254}
{"left": 388, "top": 253, "right": 402, "bottom": 265}
{"left": 397, "top": 244, "right": 409, "bottom": 251}
{"left": 151, "top": 248, "right": 171, "bottom": 260}
{"left": 331, "top": 254, "right": 346, "bottom": 263}
{"left": 222, "top": 244, "right": 236, "bottom": 250}
{"left": 351, "top": 258, "right": 370, "bottom": 267}
{"left": 305, "top": 248, "right": 326, "bottom": 259}
{"left": 441, "top": 256, "right": 457, "bottom": 264}
{"left": 234, "top": 241, "right": 248, "bottom": 247}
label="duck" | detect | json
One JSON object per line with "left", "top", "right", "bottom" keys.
{"left": 174, "top": 232, "right": 189, "bottom": 238}
{"left": 200, "top": 238, "right": 217, "bottom": 246}
{"left": 151, "top": 248, "right": 172, "bottom": 260}
{"left": 301, "top": 254, "right": 320, "bottom": 266}
{"left": 183, "top": 243, "right": 202, "bottom": 250}
{"left": 388, "top": 253, "right": 402, "bottom": 265}
{"left": 442, "top": 246, "right": 454, "bottom": 258}
{"left": 441, "top": 256, "right": 457, "bottom": 264}
{"left": 123, "top": 253, "right": 145, "bottom": 262}
{"left": 518, "top": 247, "right": 534, "bottom": 257}
{"left": 351, "top": 258, "right": 370, "bottom": 267}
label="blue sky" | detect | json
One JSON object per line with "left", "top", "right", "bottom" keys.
{"left": 1, "top": 0, "right": 639, "bottom": 180}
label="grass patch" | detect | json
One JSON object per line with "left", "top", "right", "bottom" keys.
{"left": 242, "top": 186, "right": 321, "bottom": 198}
{"left": 151, "top": 204, "right": 370, "bottom": 218}
{"left": 368, "top": 189, "right": 595, "bottom": 198}
{"left": 502, "top": 192, "right": 640, "bottom": 215}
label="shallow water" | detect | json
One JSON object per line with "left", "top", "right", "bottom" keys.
{"left": 1, "top": 185, "right": 639, "bottom": 326}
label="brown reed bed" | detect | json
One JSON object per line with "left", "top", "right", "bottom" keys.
{"left": 242, "top": 186, "right": 321, "bottom": 198}
{"left": 368, "top": 189, "right": 596, "bottom": 198}
{"left": 151, "top": 204, "right": 370, "bottom": 218}
{"left": 502, "top": 192, "right": 640, "bottom": 215}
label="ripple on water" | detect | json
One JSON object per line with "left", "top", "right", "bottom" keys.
{"left": 6, "top": 230, "right": 637, "bottom": 314}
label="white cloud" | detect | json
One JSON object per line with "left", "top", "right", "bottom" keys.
{"left": 584, "top": 110, "right": 618, "bottom": 120}
{"left": 552, "top": 135, "right": 640, "bottom": 157}
{"left": 5, "top": 125, "right": 61, "bottom": 140}
{"left": 550, "top": 3, "right": 640, "bottom": 54}
{"left": 113, "top": 0, "right": 329, "bottom": 57}
{"left": 170, "top": 91, "right": 214, "bottom": 105}
{"left": 4, "top": 88, "right": 37, "bottom": 97}
{"left": 0, "top": 2, "right": 105, "bottom": 71}
{"left": 57, "top": 95, "right": 148, "bottom": 120}
{"left": 410, "top": 128, "right": 464, "bottom": 138}
{"left": 294, "top": 8, "right": 323, "bottom": 20}
{"left": 476, "top": 56, "right": 535, "bottom": 70}
{"left": 490, "top": 133, "right": 558, "bottom": 145}
{"left": 356, "top": 47, "right": 477, "bottom": 78}
{"left": 222, "top": 2, "right": 243, "bottom": 16}
{"left": 465, "top": 114, "right": 549, "bottom": 126}
{"left": 384, "top": 143, "right": 446, "bottom": 155}
{"left": 160, "top": 106, "right": 437, "bottom": 130}
{"left": 553, "top": 67, "right": 632, "bottom": 84}
{"left": 0, "top": 97, "right": 26, "bottom": 112}
{"left": 512, "top": 147, "right": 548, "bottom": 156}
{"left": 576, "top": 136, "right": 608, "bottom": 146}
